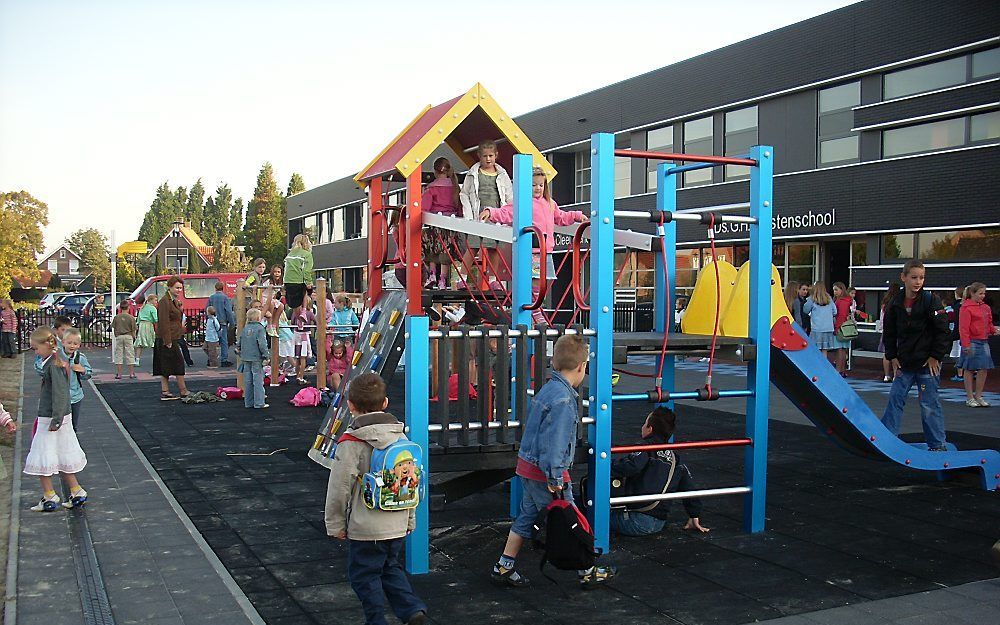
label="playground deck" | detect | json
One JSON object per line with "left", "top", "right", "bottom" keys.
{"left": 91, "top": 371, "right": 1000, "bottom": 625}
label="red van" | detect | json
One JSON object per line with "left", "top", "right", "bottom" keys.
{"left": 128, "top": 273, "right": 246, "bottom": 313}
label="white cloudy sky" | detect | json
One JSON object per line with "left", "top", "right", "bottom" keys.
{"left": 0, "top": 0, "right": 857, "bottom": 254}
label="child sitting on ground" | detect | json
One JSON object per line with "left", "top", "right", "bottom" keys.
{"left": 237, "top": 308, "right": 269, "bottom": 409}
{"left": 61, "top": 328, "right": 92, "bottom": 431}
{"left": 203, "top": 306, "right": 222, "bottom": 368}
{"left": 24, "top": 327, "right": 88, "bottom": 511}
{"left": 491, "top": 334, "right": 616, "bottom": 589}
{"left": 324, "top": 372, "right": 427, "bottom": 625}
{"left": 327, "top": 339, "right": 353, "bottom": 392}
{"left": 606, "top": 406, "right": 709, "bottom": 536}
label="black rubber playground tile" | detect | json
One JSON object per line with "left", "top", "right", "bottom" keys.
{"left": 95, "top": 378, "right": 1000, "bottom": 625}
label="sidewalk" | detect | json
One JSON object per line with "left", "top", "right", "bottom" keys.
{"left": 9, "top": 354, "right": 264, "bottom": 625}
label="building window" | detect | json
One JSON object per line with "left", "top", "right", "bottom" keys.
{"left": 289, "top": 218, "right": 303, "bottom": 241}
{"left": 675, "top": 249, "right": 699, "bottom": 297}
{"left": 345, "top": 204, "right": 363, "bottom": 239}
{"left": 818, "top": 81, "right": 860, "bottom": 166}
{"left": 724, "top": 106, "right": 757, "bottom": 180}
{"left": 970, "top": 110, "right": 1000, "bottom": 144}
{"left": 683, "top": 117, "right": 713, "bottom": 187}
{"left": 614, "top": 156, "right": 630, "bottom": 198}
{"left": 48, "top": 259, "right": 58, "bottom": 272}
{"left": 303, "top": 214, "right": 319, "bottom": 243}
{"left": 883, "top": 56, "right": 966, "bottom": 100}
{"left": 69, "top": 260, "right": 79, "bottom": 273}
{"left": 882, "top": 117, "right": 965, "bottom": 158}
{"left": 574, "top": 150, "right": 591, "bottom": 203}
{"left": 165, "top": 248, "right": 188, "bottom": 271}
{"left": 645, "top": 125, "right": 673, "bottom": 191}
{"left": 881, "top": 234, "right": 915, "bottom": 261}
{"left": 850, "top": 240, "right": 867, "bottom": 267}
{"left": 971, "top": 47, "right": 1000, "bottom": 79}
{"left": 917, "top": 228, "right": 1000, "bottom": 261}
{"left": 343, "top": 267, "right": 365, "bottom": 293}
{"left": 785, "top": 243, "right": 817, "bottom": 286}
{"left": 59, "top": 249, "right": 66, "bottom": 259}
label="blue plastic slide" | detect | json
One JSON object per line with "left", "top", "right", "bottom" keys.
{"left": 769, "top": 318, "right": 999, "bottom": 491}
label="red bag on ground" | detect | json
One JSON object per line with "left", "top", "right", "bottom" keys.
{"left": 290, "top": 386, "right": 321, "bottom": 407}
{"left": 216, "top": 386, "right": 243, "bottom": 400}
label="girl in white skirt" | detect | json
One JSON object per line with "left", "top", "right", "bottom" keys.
{"left": 24, "top": 327, "right": 88, "bottom": 511}
{"left": 290, "top": 295, "right": 315, "bottom": 385}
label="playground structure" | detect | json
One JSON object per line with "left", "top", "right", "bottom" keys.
{"left": 305, "top": 85, "right": 1000, "bottom": 576}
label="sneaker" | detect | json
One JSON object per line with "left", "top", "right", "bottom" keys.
{"left": 115, "top": 374, "right": 121, "bottom": 380}
{"left": 30, "top": 494, "right": 61, "bottom": 512}
{"left": 62, "top": 489, "right": 88, "bottom": 509}
{"left": 407, "top": 612, "right": 428, "bottom": 625}
{"left": 579, "top": 565, "right": 617, "bottom": 589}
{"left": 950, "top": 375, "right": 964, "bottom": 382}
{"left": 966, "top": 398, "right": 980, "bottom": 407}
{"left": 976, "top": 398, "right": 991, "bottom": 407}
{"left": 305, "top": 365, "right": 316, "bottom": 373}
{"left": 882, "top": 376, "right": 892, "bottom": 383}
{"left": 491, "top": 564, "right": 530, "bottom": 587}
{"left": 255, "top": 404, "right": 270, "bottom": 409}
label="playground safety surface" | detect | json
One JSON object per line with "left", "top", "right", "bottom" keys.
{"left": 96, "top": 378, "right": 1000, "bottom": 625}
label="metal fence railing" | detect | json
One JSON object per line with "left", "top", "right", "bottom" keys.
{"left": 14, "top": 308, "right": 210, "bottom": 352}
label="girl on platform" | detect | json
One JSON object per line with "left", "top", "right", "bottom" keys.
{"left": 135, "top": 293, "right": 158, "bottom": 366}
{"left": 959, "top": 282, "right": 999, "bottom": 407}
{"left": 284, "top": 234, "right": 314, "bottom": 310}
{"left": 481, "top": 167, "right": 586, "bottom": 324}
{"left": 327, "top": 339, "right": 353, "bottom": 392}
{"left": 24, "top": 327, "right": 88, "bottom": 512}
{"left": 421, "top": 157, "right": 462, "bottom": 289}
{"left": 291, "top": 294, "right": 315, "bottom": 385}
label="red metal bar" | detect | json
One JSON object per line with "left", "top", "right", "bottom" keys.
{"left": 522, "top": 226, "right": 548, "bottom": 311}
{"left": 614, "top": 149, "right": 756, "bottom": 166}
{"left": 571, "top": 222, "right": 591, "bottom": 312}
{"left": 405, "top": 171, "right": 423, "bottom": 316}
{"left": 367, "top": 178, "right": 384, "bottom": 309}
{"left": 611, "top": 438, "right": 753, "bottom": 454}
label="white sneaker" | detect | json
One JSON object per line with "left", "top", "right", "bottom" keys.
{"left": 976, "top": 398, "right": 991, "bottom": 407}
{"left": 62, "top": 489, "right": 89, "bottom": 509}
{"left": 256, "top": 404, "right": 270, "bottom": 409}
{"left": 30, "top": 494, "right": 61, "bottom": 512}
{"left": 966, "top": 399, "right": 979, "bottom": 407}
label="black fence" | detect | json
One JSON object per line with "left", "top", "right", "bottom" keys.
{"left": 546, "top": 302, "right": 655, "bottom": 333}
{"left": 14, "top": 308, "right": 211, "bottom": 352}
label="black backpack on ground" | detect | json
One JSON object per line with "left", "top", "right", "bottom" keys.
{"left": 532, "top": 492, "right": 598, "bottom": 574}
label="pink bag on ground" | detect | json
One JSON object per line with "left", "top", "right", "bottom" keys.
{"left": 290, "top": 386, "right": 321, "bottom": 407}
{"left": 216, "top": 386, "right": 244, "bottom": 400}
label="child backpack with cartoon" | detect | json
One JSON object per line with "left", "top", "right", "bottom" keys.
{"left": 363, "top": 440, "right": 424, "bottom": 511}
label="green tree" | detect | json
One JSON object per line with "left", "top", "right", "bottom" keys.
{"left": 48, "top": 273, "right": 63, "bottom": 290}
{"left": 174, "top": 185, "right": 188, "bottom": 216}
{"left": 211, "top": 234, "right": 249, "bottom": 272}
{"left": 230, "top": 197, "right": 245, "bottom": 242}
{"left": 287, "top": 172, "right": 306, "bottom": 197}
{"left": 138, "top": 182, "right": 183, "bottom": 247}
{"left": 187, "top": 178, "right": 206, "bottom": 234}
{"left": 0, "top": 191, "right": 48, "bottom": 297}
{"left": 245, "top": 163, "right": 288, "bottom": 266}
{"left": 66, "top": 228, "right": 112, "bottom": 291}
{"left": 203, "top": 183, "right": 233, "bottom": 245}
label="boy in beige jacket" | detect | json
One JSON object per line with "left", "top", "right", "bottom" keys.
{"left": 325, "top": 372, "right": 426, "bottom": 625}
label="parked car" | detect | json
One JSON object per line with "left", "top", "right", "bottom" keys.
{"left": 81, "top": 292, "right": 131, "bottom": 317}
{"left": 39, "top": 292, "right": 71, "bottom": 309}
{"left": 55, "top": 293, "right": 97, "bottom": 316}
{"left": 127, "top": 273, "right": 246, "bottom": 313}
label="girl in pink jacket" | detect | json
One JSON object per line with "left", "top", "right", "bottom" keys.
{"left": 421, "top": 157, "right": 462, "bottom": 289}
{"left": 481, "top": 167, "right": 586, "bottom": 323}
{"left": 958, "top": 282, "right": 999, "bottom": 407}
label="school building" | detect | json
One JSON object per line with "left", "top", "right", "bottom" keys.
{"left": 287, "top": 0, "right": 1000, "bottom": 316}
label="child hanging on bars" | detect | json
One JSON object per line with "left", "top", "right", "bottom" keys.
{"left": 491, "top": 334, "right": 616, "bottom": 589}
{"left": 481, "top": 166, "right": 586, "bottom": 325}
{"left": 460, "top": 140, "right": 514, "bottom": 290}
{"left": 421, "top": 157, "right": 462, "bottom": 290}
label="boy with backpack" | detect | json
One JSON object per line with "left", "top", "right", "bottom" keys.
{"left": 491, "top": 334, "right": 616, "bottom": 589}
{"left": 324, "top": 372, "right": 427, "bottom": 625}
{"left": 607, "top": 406, "right": 709, "bottom": 536}
{"left": 880, "top": 259, "right": 952, "bottom": 451}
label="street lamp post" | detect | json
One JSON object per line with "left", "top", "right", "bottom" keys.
{"left": 172, "top": 220, "right": 183, "bottom": 275}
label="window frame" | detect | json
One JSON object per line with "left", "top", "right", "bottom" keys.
{"left": 724, "top": 106, "right": 758, "bottom": 181}
{"left": 574, "top": 150, "right": 591, "bottom": 204}
{"left": 817, "top": 81, "right": 861, "bottom": 167}
{"left": 645, "top": 125, "right": 673, "bottom": 192}
{"left": 682, "top": 116, "right": 714, "bottom": 188}
{"left": 883, "top": 55, "right": 967, "bottom": 100}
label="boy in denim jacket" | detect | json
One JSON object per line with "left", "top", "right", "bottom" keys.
{"left": 491, "top": 334, "right": 616, "bottom": 589}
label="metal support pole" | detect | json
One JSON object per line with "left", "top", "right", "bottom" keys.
{"left": 235, "top": 279, "right": 246, "bottom": 391}
{"left": 404, "top": 314, "right": 429, "bottom": 574}
{"left": 745, "top": 145, "right": 773, "bottom": 533}
{"left": 367, "top": 178, "right": 384, "bottom": 309}
{"left": 654, "top": 163, "right": 677, "bottom": 411}
{"left": 509, "top": 154, "right": 534, "bottom": 518}
{"left": 589, "top": 133, "right": 615, "bottom": 552}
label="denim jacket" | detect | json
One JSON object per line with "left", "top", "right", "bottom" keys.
{"left": 517, "top": 371, "right": 580, "bottom": 487}
{"left": 237, "top": 322, "right": 269, "bottom": 363}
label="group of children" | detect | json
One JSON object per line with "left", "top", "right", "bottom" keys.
{"left": 784, "top": 279, "right": 857, "bottom": 376}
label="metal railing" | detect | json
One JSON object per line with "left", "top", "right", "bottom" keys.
{"left": 14, "top": 308, "right": 211, "bottom": 351}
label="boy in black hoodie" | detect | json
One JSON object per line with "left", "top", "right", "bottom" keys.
{"left": 880, "top": 260, "right": 952, "bottom": 451}
{"left": 607, "top": 406, "right": 709, "bottom": 536}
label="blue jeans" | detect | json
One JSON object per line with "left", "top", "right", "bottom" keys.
{"left": 880, "top": 366, "right": 946, "bottom": 450}
{"left": 218, "top": 325, "right": 229, "bottom": 362}
{"left": 348, "top": 538, "right": 426, "bottom": 625}
{"left": 511, "top": 476, "right": 573, "bottom": 539}
{"left": 610, "top": 509, "right": 666, "bottom": 536}
{"left": 243, "top": 361, "right": 265, "bottom": 408}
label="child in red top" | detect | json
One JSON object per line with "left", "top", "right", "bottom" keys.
{"left": 0, "top": 298, "right": 17, "bottom": 358}
{"left": 481, "top": 167, "right": 586, "bottom": 324}
{"left": 831, "top": 282, "right": 853, "bottom": 375}
{"left": 421, "top": 157, "right": 462, "bottom": 290}
{"left": 327, "top": 339, "right": 353, "bottom": 392}
{"left": 958, "top": 282, "right": 999, "bottom": 407}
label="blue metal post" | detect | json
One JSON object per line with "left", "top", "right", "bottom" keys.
{"left": 744, "top": 145, "right": 773, "bottom": 533}
{"left": 509, "top": 154, "right": 535, "bottom": 518}
{"left": 654, "top": 163, "right": 677, "bottom": 411}
{"left": 404, "top": 314, "right": 430, "bottom": 573}
{"left": 588, "top": 133, "right": 615, "bottom": 552}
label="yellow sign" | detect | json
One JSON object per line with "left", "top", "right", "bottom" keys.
{"left": 117, "top": 241, "right": 148, "bottom": 257}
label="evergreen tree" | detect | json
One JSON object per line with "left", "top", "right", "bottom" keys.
{"left": 211, "top": 234, "right": 249, "bottom": 272}
{"left": 230, "top": 197, "right": 245, "bottom": 242}
{"left": 202, "top": 183, "right": 233, "bottom": 246}
{"left": 244, "top": 163, "right": 288, "bottom": 266}
{"left": 187, "top": 178, "right": 206, "bottom": 233}
{"left": 174, "top": 185, "right": 188, "bottom": 218}
{"left": 287, "top": 172, "right": 306, "bottom": 197}
{"left": 137, "top": 182, "right": 183, "bottom": 246}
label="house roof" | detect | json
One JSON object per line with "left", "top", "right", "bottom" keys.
{"left": 146, "top": 225, "right": 213, "bottom": 267}
{"left": 12, "top": 269, "right": 53, "bottom": 289}
{"left": 355, "top": 83, "right": 557, "bottom": 187}
{"left": 38, "top": 245, "right": 82, "bottom": 266}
